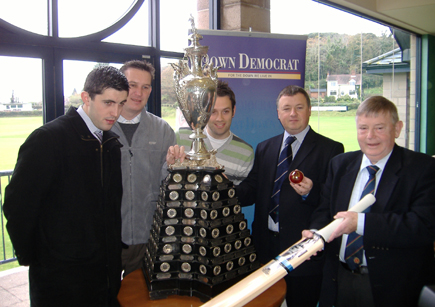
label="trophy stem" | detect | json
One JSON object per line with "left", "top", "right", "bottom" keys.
{"left": 187, "top": 128, "right": 211, "bottom": 161}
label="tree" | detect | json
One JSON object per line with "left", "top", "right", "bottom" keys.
{"left": 304, "top": 31, "right": 396, "bottom": 97}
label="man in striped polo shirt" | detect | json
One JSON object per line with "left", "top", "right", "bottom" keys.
{"left": 176, "top": 80, "right": 254, "bottom": 184}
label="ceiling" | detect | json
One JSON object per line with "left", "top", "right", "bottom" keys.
{"left": 319, "top": 0, "right": 435, "bottom": 35}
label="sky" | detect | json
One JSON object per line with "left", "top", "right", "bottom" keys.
{"left": 271, "top": 0, "right": 390, "bottom": 36}
{"left": 0, "top": 0, "right": 390, "bottom": 104}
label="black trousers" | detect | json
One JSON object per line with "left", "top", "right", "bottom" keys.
{"left": 336, "top": 262, "right": 375, "bottom": 307}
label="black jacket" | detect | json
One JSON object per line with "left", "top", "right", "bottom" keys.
{"left": 310, "top": 145, "right": 435, "bottom": 307}
{"left": 4, "top": 107, "right": 123, "bottom": 306}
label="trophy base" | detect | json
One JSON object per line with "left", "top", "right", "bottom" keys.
{"left": 142, "top": 265, "right": 258, "bottom": 302}
{"left": 142, "top": 168, "right": 260, "bottom": 302}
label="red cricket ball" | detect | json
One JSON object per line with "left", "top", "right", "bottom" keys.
{"left": 289, "top": 170, "right": 304, "bottom": 184}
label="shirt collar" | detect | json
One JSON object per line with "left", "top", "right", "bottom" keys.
{"left": 118, "top": 113, "right": 141, "bottom": 124}
{"left": 77, "top": 105, "right": 101, "bottom": 136}
{"left": 360, "top": 149, "right": 393, "bottom": 172}
{"left": 283, "top": 125, "right": 310, "bottom": 146}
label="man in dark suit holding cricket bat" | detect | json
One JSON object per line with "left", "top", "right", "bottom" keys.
{"left": 304, "top": 96, "right": 435, "bottom": 307}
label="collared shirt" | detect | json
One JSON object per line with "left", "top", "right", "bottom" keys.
{"left": 338, "top": 150, "right": 393, "bottom": 265}
{"left": 118, "top": 113, "right": 141, "bottom": 124}
{"left": 268, "top": 125, "right": 311, "bottom": 231}
{"left": 118, "top": 112, "right": 142, "bottom": 124}
{"left": 77, "top": 105, "right": 102, "bottom": 141}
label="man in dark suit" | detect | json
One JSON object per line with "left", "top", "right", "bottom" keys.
{"left": 303, "top": 96, "right": 435, "bottom": 307}
{"left": 237, "top": 85, "right": 344, "bottom": 307}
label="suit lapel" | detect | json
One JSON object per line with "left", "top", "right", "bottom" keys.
{"left": 290, "top": 128, "right": 316, "bottom": 169}
{"left": 373, "top": 145, "right": 401, "bottom": 212}
{"left": 337, "top": 152, "right": 363, "bottom": 212}
{"left": 265, "top": 134, "right": 284, "bottom": 182}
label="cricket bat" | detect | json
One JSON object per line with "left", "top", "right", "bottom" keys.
{"left": 200, "top": 194, "right": 376, "bottom": 307}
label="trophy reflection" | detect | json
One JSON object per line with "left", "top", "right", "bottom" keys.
{"left": 171, "top": 16, "right": 221, "bottom": 167}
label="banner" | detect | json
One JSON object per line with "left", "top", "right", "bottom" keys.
{"left": 198, "top": 30, "right": 307, "bottom": 226}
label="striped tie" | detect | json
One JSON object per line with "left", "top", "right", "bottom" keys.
{"left": 344, "top": 165, "right": 379, "bottom": 270}
{"left": 269, "top": 136, "right": 297, "bottom": 223}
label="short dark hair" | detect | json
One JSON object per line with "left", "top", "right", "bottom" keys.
{"left": 120, "top": 60, "right": 155, "bottom": 81}
{"left": 216, "top": 80, "right": 236, "bottom": 111}
{"left": 83, "top": 66, "right": 129, "bottom": 100}
{"left": 357, "top": 95, "right": 399, "bottom": 124}
{"left": 276, "top": 85, "right": 311, "bottom": 108}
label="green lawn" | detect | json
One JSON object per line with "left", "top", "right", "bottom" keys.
{"left": 310, "top": 109, "right": 359, "bottom": 152}
{"left": 0, "top": 111, "right": 358, "bottom": 271}
{"left": 0, "top": 116, "right": 43, "bottom": 271}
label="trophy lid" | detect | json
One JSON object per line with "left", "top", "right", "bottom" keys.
{"left": 185, "top": 15, "right": 208, "bottom": 56}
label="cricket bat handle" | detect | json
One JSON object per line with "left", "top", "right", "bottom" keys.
{"left": 315, "top": 194, "right": 375, "bottom": 241}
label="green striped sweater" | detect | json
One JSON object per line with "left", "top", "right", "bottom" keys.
{"left": 176, "top": 127, "right": 254, "bottom": 185}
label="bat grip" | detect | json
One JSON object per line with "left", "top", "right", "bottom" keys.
{"left": 315, "top": 194, "right": 376, "bottom": 242}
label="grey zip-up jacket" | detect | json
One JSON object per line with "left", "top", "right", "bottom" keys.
{"left": 112, "top": 108, "right": 176, "bottom": 245}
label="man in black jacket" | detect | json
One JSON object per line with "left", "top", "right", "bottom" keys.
{"left": 4, "top": 66, "right": 129, "bottom": 307}
{"left": 303, "top": 96, "right": 435, "bottom": 307}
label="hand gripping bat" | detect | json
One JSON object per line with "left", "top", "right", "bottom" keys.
{"left": 200, "top": 194, "right": 376, "bottom": 307}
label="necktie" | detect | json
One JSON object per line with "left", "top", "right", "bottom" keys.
{"left": 95, "top": 130, "right": 103, "bottom": 143}
{"left": 345, "top": 165, "right": 379, "bottom": 270}
{"left": 269, "top": 136, "right": 297, "bottom": 223}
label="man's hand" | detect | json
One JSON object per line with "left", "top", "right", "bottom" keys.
{"left": 300, "top": 230, "right": 322, "bottom": 258}
{"left": 301, "top": 229, "right": 315, "bottom": 239}
{"left": 327, "top": 211, "right": 358, "bottom": 242}
{"left": 166, "top": 145, "right": 185, "bottom": 165}
{"left": 290, "top": 173, "right": 313, "bottom": 196}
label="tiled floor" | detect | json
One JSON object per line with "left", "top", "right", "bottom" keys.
{"left": 0, "top": 266, "right": 29, "bottom": 307}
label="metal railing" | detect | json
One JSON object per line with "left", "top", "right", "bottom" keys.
{"left": 1, "top": 170, "right": 15, "bottom": 265}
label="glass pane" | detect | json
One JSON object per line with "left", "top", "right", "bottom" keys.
{"left": 103, "top": 0, "right": 150, "bottom": 46}
{"left": 58, "top": 0, "right": 137, "bottom": 38}
{"left": 161, "top": 57, "right": 181, "bottom": 130}
{"left": 0, "top": 0, "right": 47, "bottom": 35}
{"left": 160, "top": 0, "right": 198, "bottom": 52}
{"left": 63, "top": 60, "right": 122, "bottom": 113}
{"left": 0, "top": 56, "right": 43, "bottom": 170}
{"left": 270, "top": 0, "right": 415, "bottom": 151}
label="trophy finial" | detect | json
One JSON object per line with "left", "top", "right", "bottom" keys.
{"left": 189, "top": 14, "right": 197, "bottom": 36}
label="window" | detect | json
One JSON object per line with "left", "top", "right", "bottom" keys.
{"left": 271, "top": 0, "right": 416, "bottom": 151}
{"left": 0, "top": 0, "right": 47, "bottom": 35}
{"left": 58, "top": 1, "right": 139, "bottom": 38}
{"left": 160, "top": 0, "right": 198, "bottom": 52}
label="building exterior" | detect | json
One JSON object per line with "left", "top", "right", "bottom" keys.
{"left": 0, "top": 102, "right": 33, "bottom": 112}
{"left": 326, "top": 73, "right": 362, "bottom": 99}
{"left": 363, "top": 47, "right": 411, "bottom": 149}
{"left": 308, "top": 88, "right": 327, "bottom": 99}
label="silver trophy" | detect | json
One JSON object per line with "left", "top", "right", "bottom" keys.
{"left": 171, "top": 16, "right": 221, "bottom": 167}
